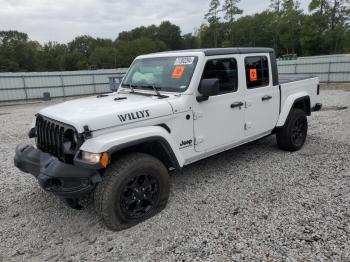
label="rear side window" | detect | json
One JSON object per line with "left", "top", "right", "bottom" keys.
{"left": 245, "top": 56, "right": 269, "bottom": 89}
{"left": 202, "top": 58, "right": 238, "bottom": 93}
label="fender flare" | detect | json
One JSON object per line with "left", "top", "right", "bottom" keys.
{"left": 276, "top": 92, "right": 310, "bottom": 127}
{"left": 79, "top": 126, "right": 184, "bottom": 168}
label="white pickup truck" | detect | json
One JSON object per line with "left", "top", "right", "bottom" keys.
{"left": 14, "top": 48, "right": 322, "bottom": 230}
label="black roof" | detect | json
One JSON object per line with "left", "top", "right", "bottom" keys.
{"left": 203, "top": 47, "right": 274, "bottom": 56}
{"left": 155, "top": 47, "right": 274, "bottom": 56}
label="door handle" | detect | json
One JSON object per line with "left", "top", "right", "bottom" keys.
{"left": 231, "top": 102, "right": 244, "bottom": 109}
{"left": 262, "top": 95, "right": 272, "bottom": 101}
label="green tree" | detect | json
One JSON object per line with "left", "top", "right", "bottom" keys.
{"left": 15, "top": 41, "right": 41, "bottom": 71}
{"left": 115, "top": 38, "right": 167, "bottom": 67}
{"left": 278, "top": 0, "right": 304, "bottom": 54}
{"left": 0, "top": 58, "right": 19, "bottom": 72}
{"left": 198, "top": 22, "right": 227, "bottom": 48}
{"left": 0, "top": 31, "right": 28, "bottom": 45}
{"left": 270, "top": 0, "right": 282, "bottom": 13}
{"left": 222, "top": 0, "right": 242, "bottom": 45}
{"left": 89, "top": 47, "right": 117, "bottom": 69}
{"left": 0, "top": 31, "right": 41, "bottom": 72}
{"left": 38, "top": 42, "right": 68, "bottom": 71}
{"left": 64, "top": 50, "right": 87, "bottom": 71}
{"left": 118, "top": 25, "right": 158, "bottom": 41}
{"left": 307, "top": 0, "right": 350, "bottom": 53}
{"left": 223, "top": 0, "right": 242, "bottom": 22}
{"left": 230, "top": 12, "right": 276, "bottom": 48}
{"left": 205, "top": 0, "right": 221, "bottom": 47}
{"left": 117, "top": 22, "right": 184, "bottom": 50}
{"left": 157, "top": 21, "right": 183, "bottom": 49}
{"left": 300, "top": 14, "right": 329, "bottom": 55}
{"left": 68, "top": 35, "right": 97, "bottom": 58}
{"left": 182, "top": 33, "right": 200, "bottom": 49}
{"left": 309, "top": 0, "right": 329, "bottom": 15}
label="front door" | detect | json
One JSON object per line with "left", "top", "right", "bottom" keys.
{"left": 194, "top": 57, "right": 245, "bottom": 152}
{"left": 243, "top": 55, "right": 280, "bottom": 138}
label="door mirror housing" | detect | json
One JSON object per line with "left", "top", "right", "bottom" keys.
{"left": 197, "top": 78, "right": 220, "bottom": 102}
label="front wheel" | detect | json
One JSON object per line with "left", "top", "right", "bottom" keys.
{"left": 276, "top": 108, "right": 308, "bottom": 151}
{"left": 94, "top": 153, "right": 169, "bottom": 231}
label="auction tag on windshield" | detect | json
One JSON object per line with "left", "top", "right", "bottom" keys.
{"left": 174, "top": 57, "right": 195, "bottom": 65}
{"left": 172, "top": 66, "right": 186, "bottom": 78}
{"left": 250, "top": 68, "right": 257, "bottom": 81}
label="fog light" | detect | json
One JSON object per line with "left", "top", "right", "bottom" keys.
{"left": 81, "top": 151, "right": 101, "bottom": 164}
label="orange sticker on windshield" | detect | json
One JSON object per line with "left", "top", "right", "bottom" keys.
{"left": 250, "top": 69, "right": 257, "bottom": 81}
{"left": 172, "top": 66, "right": 186, "bottom": 79}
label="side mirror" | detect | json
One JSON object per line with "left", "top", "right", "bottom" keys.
{"left": 197, "top": 78, "right": 220, "bottom": 102}
{"left": 109, "top": 77, "right": 122, "bottom": 92}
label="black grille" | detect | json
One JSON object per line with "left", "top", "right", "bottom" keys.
{"left": 36, "top": 115, "right": 80, "bottom": 163}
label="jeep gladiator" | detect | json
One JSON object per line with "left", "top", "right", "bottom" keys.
{"left": 14, "top": 48, "right": 322, "bottom": 230}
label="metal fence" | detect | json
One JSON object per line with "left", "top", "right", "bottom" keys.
{"left": 277, "top": 54, "right": 350, "bottom": 83}
{"left": 1, "top": 54, "right": 349, "bottom": 102}
{"left": 0, "top": 69, "right": 127, "bottom": 102}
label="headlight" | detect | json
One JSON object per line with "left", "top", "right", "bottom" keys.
{"left": 81, "top": 151, "right": 102, "bottom": 164}
{"left": 80, "top": 151, "right": 110, "bottom": 168}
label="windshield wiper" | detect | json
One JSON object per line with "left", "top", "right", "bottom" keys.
{"left": 121, "top": 83, "right": 168, "bottom": 98}
{"left": 121, "top": 84, "right": 136, "bottom": 93}
{"left": 134, "top": 85, "right": 168, "bottom": 98}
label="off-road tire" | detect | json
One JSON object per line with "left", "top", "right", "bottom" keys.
{"left": 276, "top": 108, "right": 308, "bottom": 151}
{"left": 94, "top": 152, "right": 169, "bottom": 231}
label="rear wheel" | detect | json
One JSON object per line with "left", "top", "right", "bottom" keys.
{"left": 94, "top": 153, "right": 169, "bottom": 231}
{"left": 276, "top": 108, "right": 308, "bottom": 151}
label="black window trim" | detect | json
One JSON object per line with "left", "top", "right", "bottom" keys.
{"left": 244, "top": 55, "right": 271, "bottom": 89}
{"left": 200, "top": 57, "right": 239, "bottom": 96}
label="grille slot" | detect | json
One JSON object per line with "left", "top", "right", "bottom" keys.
{"left": 35, "top": 115, "right": 80, "bottom": 163}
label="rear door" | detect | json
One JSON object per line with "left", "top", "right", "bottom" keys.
{"left": 193, "top": 56, "right": 245, "bottom": 152}
{"left": 244, "top": 55, "right": 280, "bottom": 137}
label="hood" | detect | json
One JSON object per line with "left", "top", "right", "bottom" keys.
{"left": 39, "top": 93, "right": 174, "bottom": 133}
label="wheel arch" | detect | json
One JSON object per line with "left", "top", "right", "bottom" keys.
{"left": 277, "top": 93, "right": 310, "bottom": 127}
{"left": 292, "top": 96, "right": 311, "bottom": 116}
{"left": 79, "top": 126, "right": 184, "bottom": 170}
{"left": 107, "top": 136, "right": 181, "bottom": 171}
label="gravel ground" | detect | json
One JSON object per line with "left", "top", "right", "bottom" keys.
{"left": 0, "top": 89, "right": 349, "bottom": 261}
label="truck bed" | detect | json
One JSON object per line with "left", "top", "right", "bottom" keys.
{"left": 278, "top": 74, "right": 316, "bottom": 84}
{"left": 278, "top": 74, "right": 319, "bottom": 112}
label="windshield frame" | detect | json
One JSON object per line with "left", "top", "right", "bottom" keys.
{"left": 121, "top": 56, "right": 199, "bottom": 93}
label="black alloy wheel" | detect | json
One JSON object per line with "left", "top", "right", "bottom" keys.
{"left": 291, "top": 117, "right": 307, "bottom": 148}
{"left": 120, "top": 174, "right": 160, "bottom": 219}
{"left": 276, "top": 108, "right": 308, "bottom": 151}
{"left": 94, "top": 152, "right": 169, "bottom": 231}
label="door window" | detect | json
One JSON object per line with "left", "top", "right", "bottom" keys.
{"left": 202, "top": 58, "right": 238, "bottom": 93}
{"left": 245, "top": 56, "right": 269, "bottom": 89}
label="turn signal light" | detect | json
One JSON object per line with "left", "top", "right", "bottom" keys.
{"left": 100, "top": 152, "right": 109, "bottom": 168}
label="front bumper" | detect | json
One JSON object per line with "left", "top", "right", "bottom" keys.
{"left": 14, "top": 144, "right": 101, "bottom": 198}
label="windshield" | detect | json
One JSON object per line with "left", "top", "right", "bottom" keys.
{"left": 121, "top": 56, "right": 198, "bottom": 92}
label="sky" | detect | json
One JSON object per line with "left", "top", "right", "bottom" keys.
{"left": 0, "top": 0, "right": 311, "bottom": 44}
